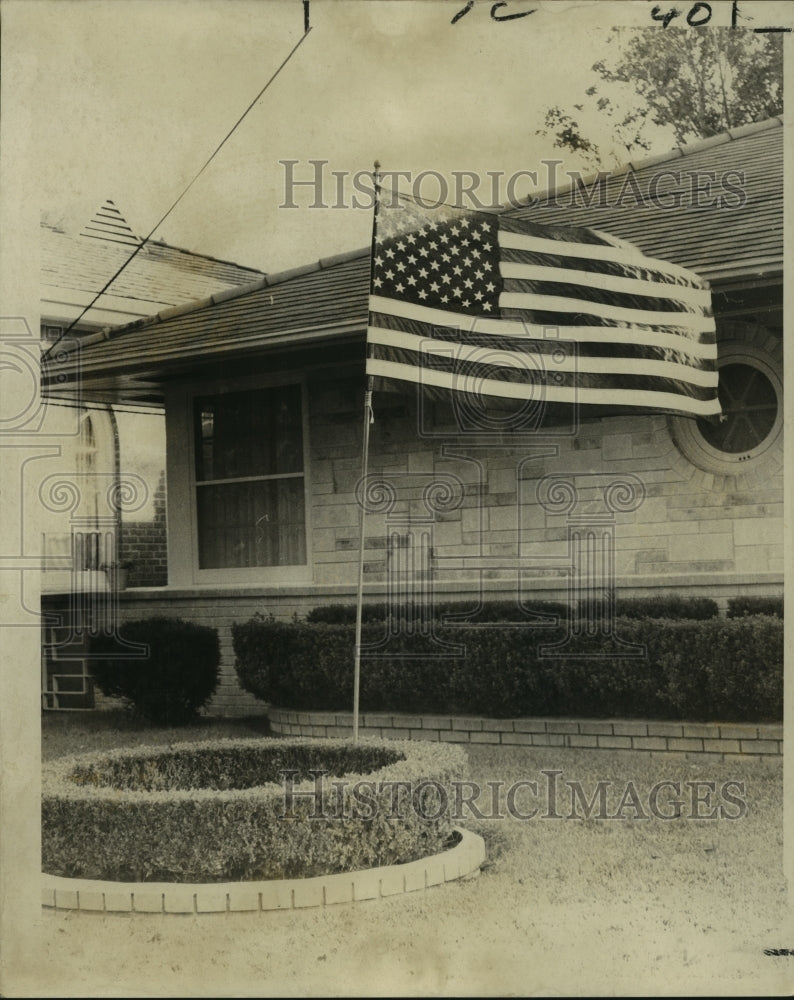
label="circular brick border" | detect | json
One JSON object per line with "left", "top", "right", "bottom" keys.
{"left": 42, "top": 827, "right": 485, "bottom": 913}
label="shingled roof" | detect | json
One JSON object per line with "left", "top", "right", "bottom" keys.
{"left": 42, "top": 202, "right": 265, "bottom": 330}
{"left": 509, "top": 116, "right": 783, "bottom": 286}
{"left": 45, "top": 118, "right": 782, "bottom": 405}
{"left": 44, "top": 247, "right": 371, "bottom": 403}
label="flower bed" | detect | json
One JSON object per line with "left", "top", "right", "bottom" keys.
{"left": 42, "top": 737, "right": 467, "bottom": 884}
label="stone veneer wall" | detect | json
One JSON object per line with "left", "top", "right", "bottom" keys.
{"left": 306, "top": 364, "right": 784, "bottom": 597}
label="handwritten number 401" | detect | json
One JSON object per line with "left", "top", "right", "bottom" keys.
{"left": 651, "top": 3, "right": 712, "bottom": 28}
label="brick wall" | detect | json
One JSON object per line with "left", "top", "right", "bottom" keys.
{"left": 119, "top": 471, "right": 167, "bottom": 587}
{"left": 269, "top": 708, "right": 784, "bottom": 760}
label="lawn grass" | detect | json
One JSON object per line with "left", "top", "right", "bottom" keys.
{"left": 41, "top": 709, "right": 272, "bottom": 761}
{"left": 37, "top": 710, "right": 789, "bottom": 997}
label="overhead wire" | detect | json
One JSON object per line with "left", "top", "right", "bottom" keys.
{"left": 42, "top": 24, "right": 313, "bottom": 364}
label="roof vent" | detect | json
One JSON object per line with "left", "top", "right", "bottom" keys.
{"left": 80, "top": 200, "right": 141, "bottom": 246}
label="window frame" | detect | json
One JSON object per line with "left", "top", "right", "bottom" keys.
{"left": 185, "top": 373, "right": 313, "bottom": 585}
{"left": 668, "top": 333, "right": 783, "bottom": 477}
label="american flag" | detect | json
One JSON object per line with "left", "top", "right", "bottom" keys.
{"left": 366, "top": 193, "right": 720, "bottom": 420}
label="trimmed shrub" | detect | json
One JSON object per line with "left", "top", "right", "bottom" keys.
{"left": 609, "top": 595, "right": 719, "bottom": 620}
{"left": 305, "top": 600, "right": 570, "bottom": 625}
{"left": 41, "top": 737, "right": 466, "bottom": 882}
{"left": 233, "top": 615, "right": 782, "bottom": 722}
{"left": 89, "top": 618, "right": 220, "bottom": 726}
{"left": 306, "top": 603, "right": 389, "bottom": 624}
{"left": 436, "top": 599, "right": 571, "bottom": 623}
{"left": 727, "top": 596, "right": 783, "bottom": 619}
{"left": 304, "top": 595, "right": 717, "bottom": 624}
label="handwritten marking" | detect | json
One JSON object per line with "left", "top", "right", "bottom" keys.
{"left": 490, "top": 2, "right": 537, "bottom": 21}
{"left": 686, "top": 2, "right": 712, "bottom": 26}
{"left": 651, "top": 4, "right": 712, "bottom": 27}
{"left": 449, "top": 0, "right": 788, "bottom": 31}
{"left": 451, "top": 0, "right": 473, "bottom": 23}
{"left": 650, "top": 6, "right": 682, "bottom": 28}
{"left": 451, "top": 1, "right": 536, "bottom": 24}
{"left": 653, "top": 1, "right": 790, "bottom": 30}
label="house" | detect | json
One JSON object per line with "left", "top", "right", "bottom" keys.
{"left": 42, "top": 119, "right": 784, "bottom": 716}
{"left": 40, "top": 202, "right": 264, "bottom": 708}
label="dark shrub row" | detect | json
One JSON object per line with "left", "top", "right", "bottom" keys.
{"left": 90, "top": 618, "right": 220, "bottom": 725}
{"left": 233, "top": 615, "right": 782, "bottom": 722}
{"left": 42, "top": 738, "right": 466, "bottom": 883}
{"left": 305, "top": 594, "right": 720, "bottom": 625}
{"left": 727, "top": 596, "right": 783, "bottom": 619}
{"left": 306, "top": 600, "right": 570, "bottom": 624}
{"left": 613, "top": 595, "right": 719, "bottom": 620}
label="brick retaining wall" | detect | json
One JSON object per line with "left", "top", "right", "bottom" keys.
{"left": 268, "top": 707, "right": 783, "bottom": 761}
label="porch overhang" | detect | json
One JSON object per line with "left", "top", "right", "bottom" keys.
{"left": 41, "top": 246, "right": 371, "bottom": 407}
{"left": 43, "top": 321, "right": 369, "bottom": 407}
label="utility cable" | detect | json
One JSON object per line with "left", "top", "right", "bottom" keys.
{"left": 43, "top": 25, "right": 312, "bottom": 364}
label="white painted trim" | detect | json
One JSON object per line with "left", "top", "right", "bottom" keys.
{"left": 42, "top": 828, "right": 485, "bottom": 913}
{"left": 173, "top": 373, "right": 314, "bottom": 587}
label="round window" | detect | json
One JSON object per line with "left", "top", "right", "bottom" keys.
{"left": 668, "top": 326, "right": 782, "bottom": 477}
{"left": 696, "top": 363, "right": 778, "bottom": 455}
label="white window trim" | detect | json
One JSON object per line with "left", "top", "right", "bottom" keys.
{"left": 668, "top": 323, "right": 783, "bottom": 479}
{"left": 176, "top": 372, "right": 313, "bottom": 587}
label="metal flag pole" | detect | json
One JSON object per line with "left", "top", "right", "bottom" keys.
{"left": 353, "top": 161, "right": 382, "bottom": 744}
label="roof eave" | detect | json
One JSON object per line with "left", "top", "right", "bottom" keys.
{"left": 42, "top": 319, "right": 369, "bottom": 396}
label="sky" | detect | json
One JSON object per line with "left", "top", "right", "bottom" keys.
{"left": 10, "top": 0, "right": 790, "bottom": 273}
{"left": 15, "top": 0, "right": 679, "bottom": 273}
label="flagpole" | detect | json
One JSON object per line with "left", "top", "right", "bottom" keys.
{"left": 353, "top": 161, "right": 382, "bottom": 744}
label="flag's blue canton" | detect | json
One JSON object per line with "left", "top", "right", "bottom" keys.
{"left": 373, "top": 212, "right": 501, "bottom": 317}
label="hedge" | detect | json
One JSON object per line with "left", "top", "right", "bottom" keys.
{"left": 42, "top": 738, "right": 467, "bottom": 883}
{"left": 89, "top": 618, "right": 221, "bottom": 725}
{"left": 607, "top": 595, "right": 718, "bottom": 620}
{"left": 233, "top": 615, "right": 782, "bottom": 722}
{"left": 306, "top": 600, "right": 570, "bottom": 625}
{"left": 727, "top": 596, "right": 783, "bottom": 619}
{"left": 305, "top": 594, "right": 719, "bottom": 625}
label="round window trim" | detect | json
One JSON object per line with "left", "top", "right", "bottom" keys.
{"left": 668, "top": 339, "right": 783, "bottom": 477}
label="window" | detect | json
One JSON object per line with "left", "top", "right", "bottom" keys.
{"left": 669, "top": 325, "right": 782, "bottom": 477}
{"left": 77, "top": 412, "right": 97, "bottom": 475}
{"left": 695, "top": 363, "right": 777, "bottom": 454}
{"left": 193, "top": 384, "right": 307, "bottom": 569}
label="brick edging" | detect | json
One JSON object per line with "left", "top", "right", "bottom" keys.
{"left": 268, "top": 708, "right": 783, "bottom": 759}
{"left": 42, "top": 828, "right": 484, "bottom": 913}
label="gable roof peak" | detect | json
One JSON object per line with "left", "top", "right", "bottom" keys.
{"left": 80, "top": 199, "right": 142, "bottom": 247}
